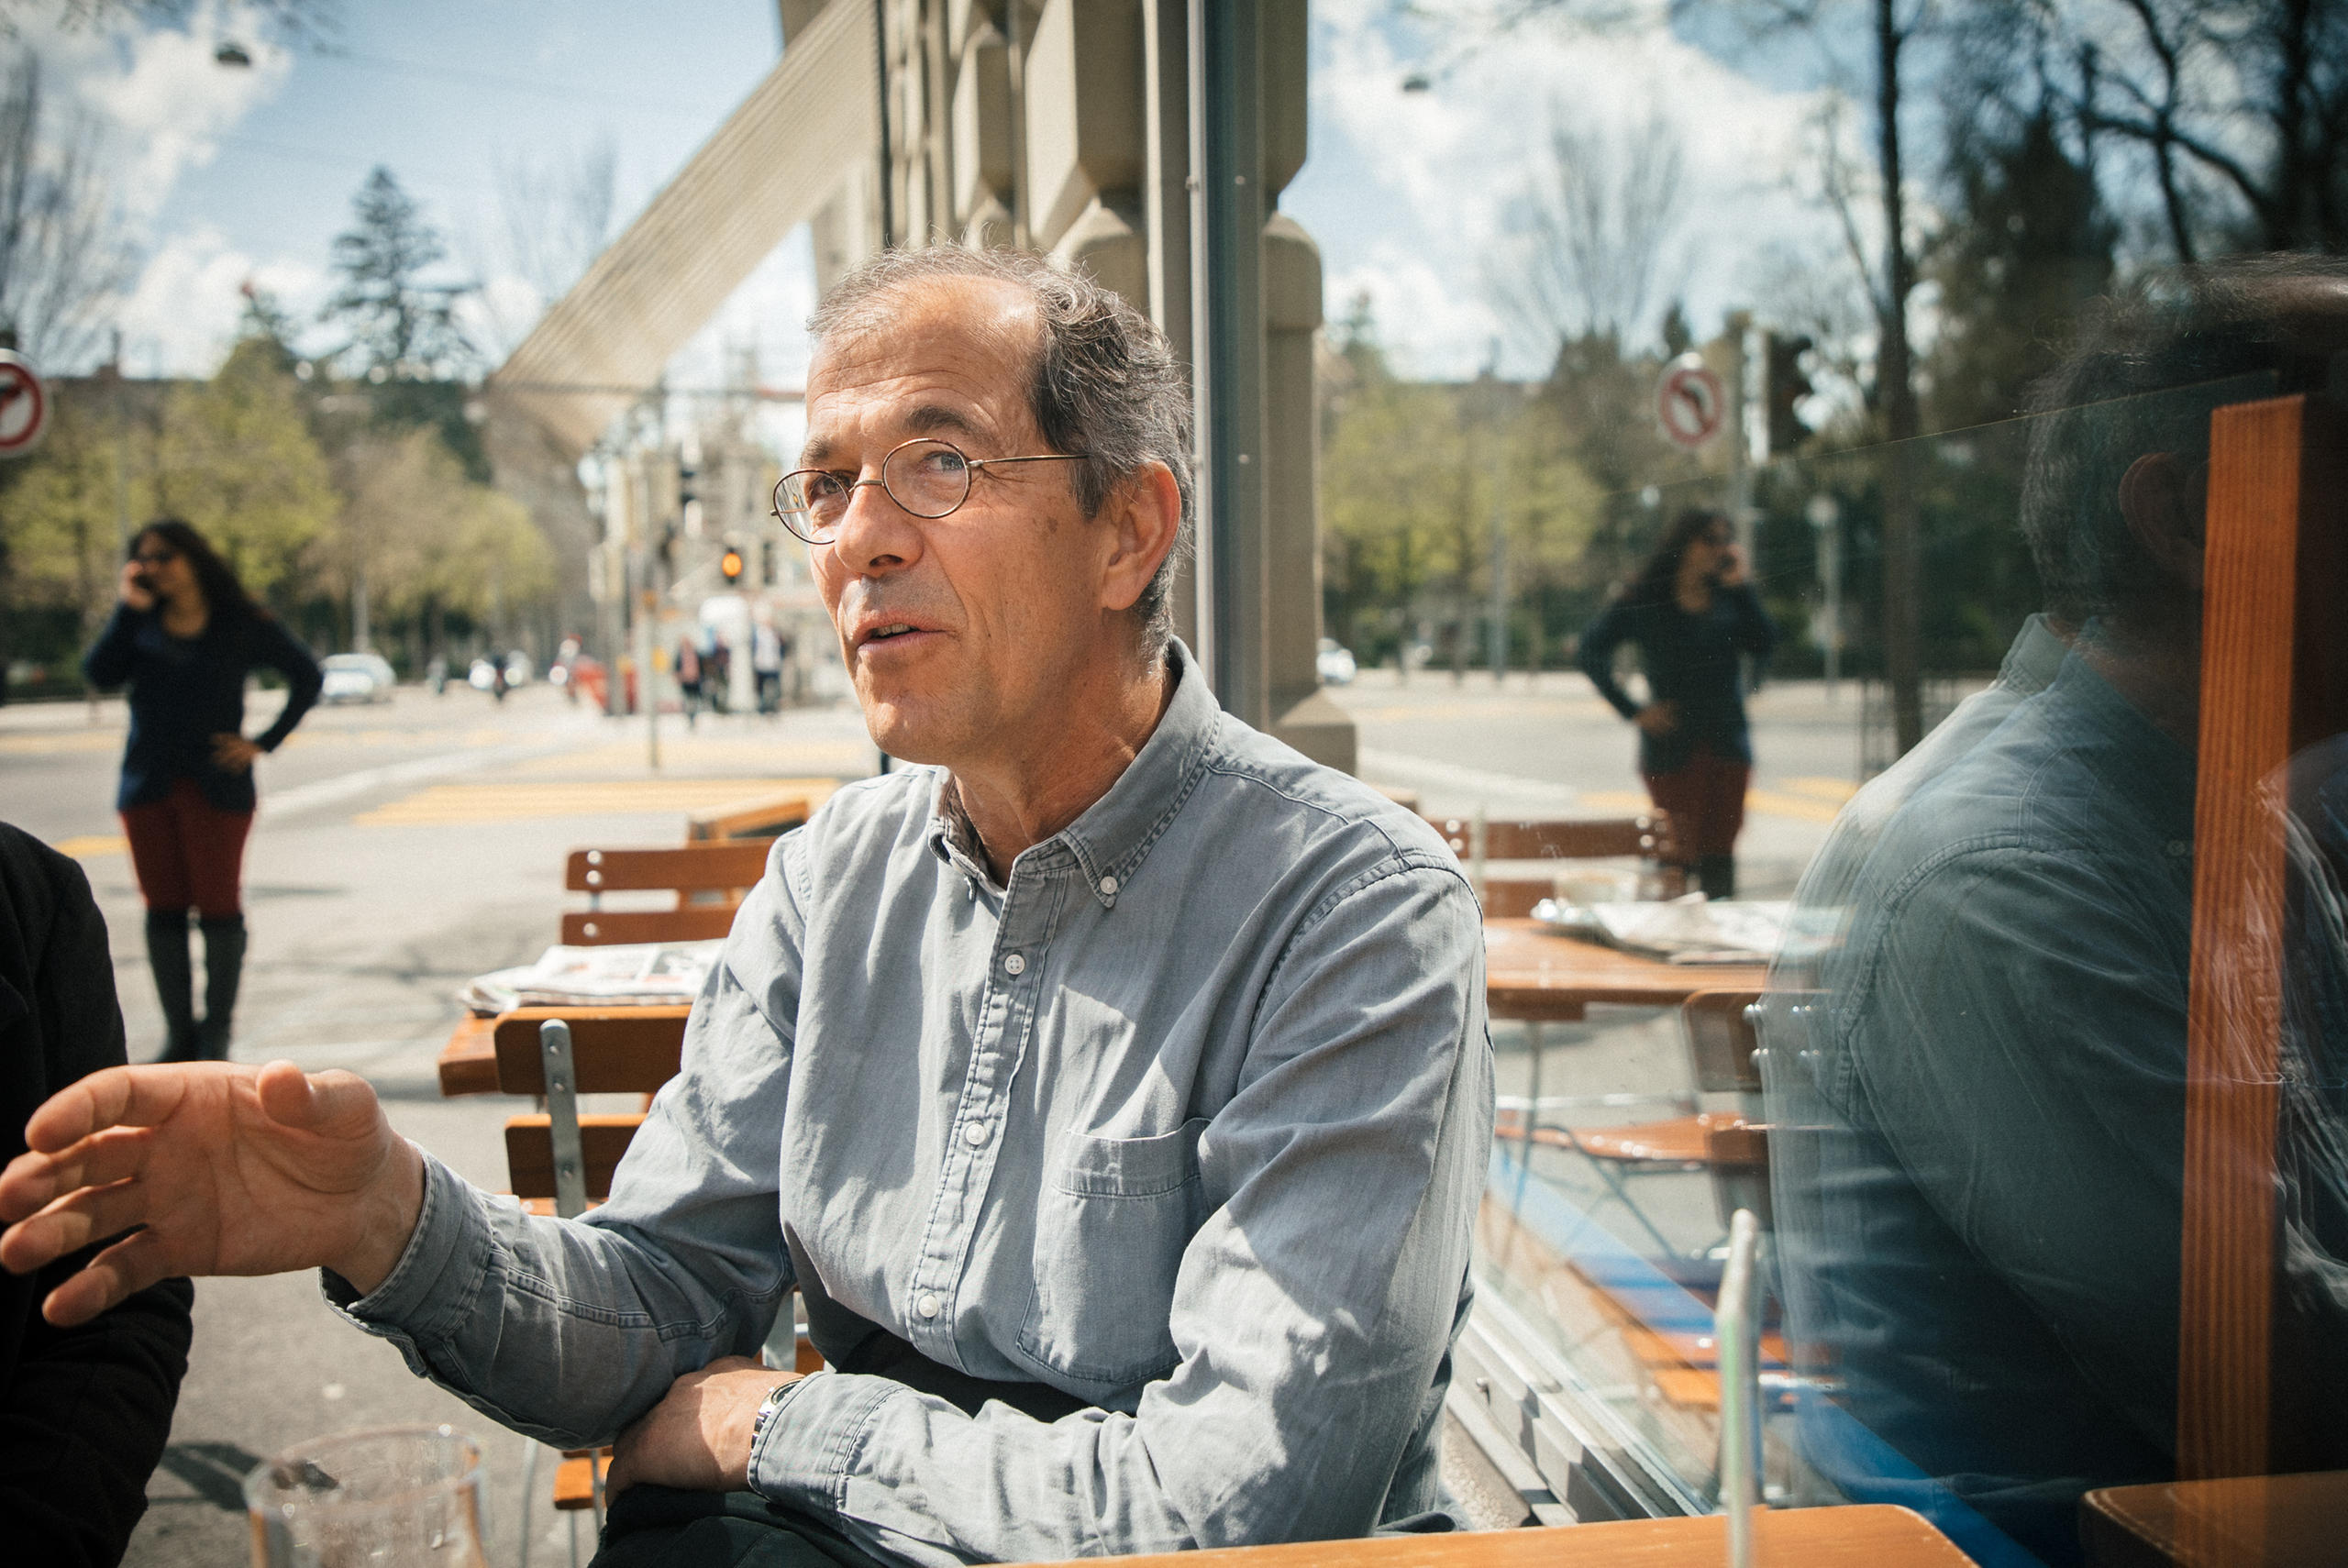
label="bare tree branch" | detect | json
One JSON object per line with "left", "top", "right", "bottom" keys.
{"left": 1487, "top": 109, "right": 1687, "bottom": 358}
{"left": 0, "top": 51, "right": 134, "bottom": 368}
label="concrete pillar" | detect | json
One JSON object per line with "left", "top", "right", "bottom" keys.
{"left": 832, "top": 0, "right": 1353, "bottom": 769}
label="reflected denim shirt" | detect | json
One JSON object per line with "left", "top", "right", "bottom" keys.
{"left": 1763, "top": 639, "right": 2348, "bottom": 1565}
{"left": 331, "top": 641, "right": 1493, "bottom": 1568}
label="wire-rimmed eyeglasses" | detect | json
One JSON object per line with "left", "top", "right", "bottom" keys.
{"left": 770, "top": 437, "right": 1090, "bottom": 546}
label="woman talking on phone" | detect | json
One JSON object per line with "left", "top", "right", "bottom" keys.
{"left": 1578, "top": 508, "right": 1776, "bottom": 900}
{"left": 83, "top": 520, "right": 322, "bottom": 1061}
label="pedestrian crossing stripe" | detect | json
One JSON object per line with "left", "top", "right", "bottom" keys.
{"left": 0, "top": 732, "right": 120, "bottom": 755}
{"left": 517, "top": 739, "right": 878, "bottom": 775}
{"left": 50, "top": 834, "right": 127, "bottom": 857}
{"left": 353, "top": 778, "right": 840, "bottom": 827}
{"left": 1571, "top": 788, "right": 1846, "bottom": 824}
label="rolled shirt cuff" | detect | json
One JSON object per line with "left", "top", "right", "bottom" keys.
{"left": 320, "top": 1149, "right": 497, "bottom": 1363}
{"left": 747, "top": 1369, "right": 906, "bottom": 1514}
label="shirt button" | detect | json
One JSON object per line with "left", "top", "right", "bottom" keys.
{"left": 963, "top": 1121, "right": 990, "bottom": 1147}
{"left": 1002, "top": 953, "right": 1025, "bottom": 976}
{"left": 1098, "top": 875, "right": 1118, "bottom": 896}
{"left": 916, "top": 1293, "right": 940, "bottom": 1320}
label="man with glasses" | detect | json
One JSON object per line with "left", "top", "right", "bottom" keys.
{"left": 1, "top": 248, "right": 1491, "bottom": 1568}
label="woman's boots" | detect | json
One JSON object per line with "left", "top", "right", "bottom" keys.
{"left": 146, "top": 908, "right": 247, "bottom": 1062}
{"left": 1697, "top": 854, "right": 1738, "bottom": 901}
{"left": 146, "top": 908, "right": 199, "bottom": 1062}
{"left": 196, "top": 913, "right": 247, "bottom": 1061}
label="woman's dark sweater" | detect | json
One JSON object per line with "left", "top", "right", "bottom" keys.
{"left": 1578, "top": 583, "right": 1777, "bottom": 775}
{"left": 83, "top": 603, "right": 323, "bottom": 813}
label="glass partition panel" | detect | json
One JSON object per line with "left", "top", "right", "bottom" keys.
{"left": 1419, "top": 353, "right": 2348, "bottom": 1566}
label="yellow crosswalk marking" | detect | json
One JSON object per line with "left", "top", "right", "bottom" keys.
{"left": 0, "top": 732, "right": 120, "bottom": 755}
{"left": 355, "top": 778, "right": 838, "bottom": 827}
{"left": 1781, "top": 776, "right": 1860, "bottom": 803}
{"left": 51, "top": 834, "right": 128, "bottom": 857}
{"left": 1554, "top": 786, "right": 1849, "bottom": 823}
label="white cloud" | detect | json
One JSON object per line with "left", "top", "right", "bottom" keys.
{"left": 1298, "top": 1, "right": 1848, "bottom": 379}
{"left": 34, "top": 1, "right": 293, "bottom": 220}
{"left": 115, "top": 224, "right": 329, "bottom": 377}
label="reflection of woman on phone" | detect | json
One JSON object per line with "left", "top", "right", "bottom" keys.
{"left": 1578, "top": 508, "right": 1776, "bottom": 900}
{"left": 82, "top": 520, "right": 322, "bottom": 1061}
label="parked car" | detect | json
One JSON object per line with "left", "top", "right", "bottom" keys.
{"left": 1316, "top": 636, "right": 1357, "bottom": 686}
{"left": 319, "top": 651, "right": 397, "bottom": 704}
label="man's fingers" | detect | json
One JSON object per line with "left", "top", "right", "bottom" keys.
{"left": 22, "top": 1065, "right": 195, "bottom": 1154}
{"left": 0, "top": 1127, "right": 151, "bottom": 1220}
{"left": 40, "top": 1227, "right": 175, "bottom": 1328}
{"left": 0, "top": 1176, "right": 151, "bottom": 1274}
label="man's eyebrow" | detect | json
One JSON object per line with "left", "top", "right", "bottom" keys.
{"left": 903, "top": 403, "right": 980, "bottom": 441}
{"left": 797, "top": 403, "right": 984, "bottom": 469}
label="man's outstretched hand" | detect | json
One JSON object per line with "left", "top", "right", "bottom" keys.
{"left": 0, "top": 1061, "right": 426, "bottom": 1326}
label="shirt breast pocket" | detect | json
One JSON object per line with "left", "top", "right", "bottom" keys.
{"left": 1016, "top": 1118, "right": 1208, "bottom": 1388}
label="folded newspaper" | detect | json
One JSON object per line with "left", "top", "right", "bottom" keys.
{"left": 462, "top": 941, "right": 722, "bottom": 1015}
{"left": 1530, "top": 895, "right": 1790, "bottom": 965}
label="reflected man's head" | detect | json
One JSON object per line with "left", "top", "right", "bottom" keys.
{"left": 2022, "top": 256, "right": 2348, "bottom": 630}
{"left": 794, "top": 248, "right": 1191, "bottom": 768}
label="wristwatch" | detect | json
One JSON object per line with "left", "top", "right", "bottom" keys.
{"left": 749, "top": 1379, "right": 798, "bottom": 1454}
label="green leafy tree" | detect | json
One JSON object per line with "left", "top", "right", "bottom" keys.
{"left": 325, "top": 167, "right": 474, "bottom": 379}
{"left": 1321, "top": 305, "right": 1601, "bottom": 672}
{"left": 151, "top": 336, "right": 338, "bottom": 599}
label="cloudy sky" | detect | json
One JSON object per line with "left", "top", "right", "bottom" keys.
{"left": 20, "top": 0, "right": 1847, "bottom": 394}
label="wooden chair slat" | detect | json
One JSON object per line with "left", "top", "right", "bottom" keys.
{"left": 561, "top": 906, "right": 740, "bottom": 946}
{"left": 564, "top": 842, "right": 772, "bottom": 893}
{"left": 504, "top": 1113, "right": 644, "bottom": 1200}
{"left": 491, "top": 1006, "right": 691, "bottom": 1096}
{"left": 552, "top": 1452, "right": 606, "bottom": 1510}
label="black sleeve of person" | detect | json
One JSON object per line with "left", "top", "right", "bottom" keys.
{"left": 0, "top": 823, "right": 195, "bottom": 1568}
{"left": 251, "top": 616, "right": 326, "bottom": 754}
{"left": 79, "top": 605, "right": 141, "bottom": 694}
{"left": 1577, "top": 601, "right": 1645, "bottom": 722}
{"left": 1733, "top": 582, "right": 1778, "bottom": 667}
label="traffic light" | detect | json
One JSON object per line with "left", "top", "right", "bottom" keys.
{"left": 720, "top": 547, "right": 745, "bottom": 585}
{"left": 1764, "top": 331, "right": 1816, "bottom": 455}
{"left": 677, "top": 457, "right": 698, "bottom": 510}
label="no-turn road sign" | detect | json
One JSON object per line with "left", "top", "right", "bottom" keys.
{"left": 0, "top": 351, "right": 49, "bottom": 458}
{"left": 1656, "top": 354, "right": 1726, "bottom": 451}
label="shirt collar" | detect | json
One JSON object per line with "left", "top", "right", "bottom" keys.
{"left": 923, "top": 639, "right": 1219, "bottom": 909}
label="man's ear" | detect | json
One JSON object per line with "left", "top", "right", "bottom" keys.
{"left": 1097, "top": 462, "right": 1182, "bottom": 614}
{"left": 2117, "top": 451, "right": 2207, "bottom": 592}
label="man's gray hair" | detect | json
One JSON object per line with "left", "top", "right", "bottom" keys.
{"left": 808, "top": 246, "right": 1194, "bottom": 653}
{"left": 2021, "top": 254, "right": 2348, "bottom": 624}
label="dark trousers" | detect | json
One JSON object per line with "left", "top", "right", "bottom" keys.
{"left": 121, "top": 778, "right": 252, "bottom": 918}
{"left": 594, "top": 1487, "right": 895, "bottom": 1568}
{"left": 1643, "top": 745, "right": 1750, "bottom": 899}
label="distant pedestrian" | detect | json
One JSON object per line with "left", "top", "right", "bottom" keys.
{"left": 704, "top": 634, "right": 732, "bottom": 714}
{"left": 1578, "top": 508, "right": 1776, "bottom": 900}
{"left": 676, "top": 636, "right": 703, "bottom": 728}
{"left": 82, "top": 520, "right": 322, "bottom": 1061}
{"left": 751, "top": 618, "right": 784, "bottom": 715}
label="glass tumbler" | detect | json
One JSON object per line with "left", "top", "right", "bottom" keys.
{"left": 244, "top": 1425, "right": 489, "bottom": 1568}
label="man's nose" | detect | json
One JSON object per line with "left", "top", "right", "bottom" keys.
{"left": 829, "top": 475, "right": 924, "bottom": 573}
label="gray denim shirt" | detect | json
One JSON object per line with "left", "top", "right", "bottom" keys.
{"left": 333, "top": 643, "right": 1493, "bottom": 1566}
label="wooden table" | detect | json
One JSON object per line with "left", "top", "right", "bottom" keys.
{"left": 1483, "top": 919, "right": 1768, "bottom": 1021}
{"left": 2082, "top": 1472, "right": 2348, "bottom": 1567}
{"left": 436, "top": 1004, "right": 692, "bottom": 1096}
{"left": 1032, "top": 1507, "right": 1968, "bottom": 1568}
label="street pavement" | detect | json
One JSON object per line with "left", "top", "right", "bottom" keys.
{"left": 0, "top": 663, "right": 1873, "bottom": 1560}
